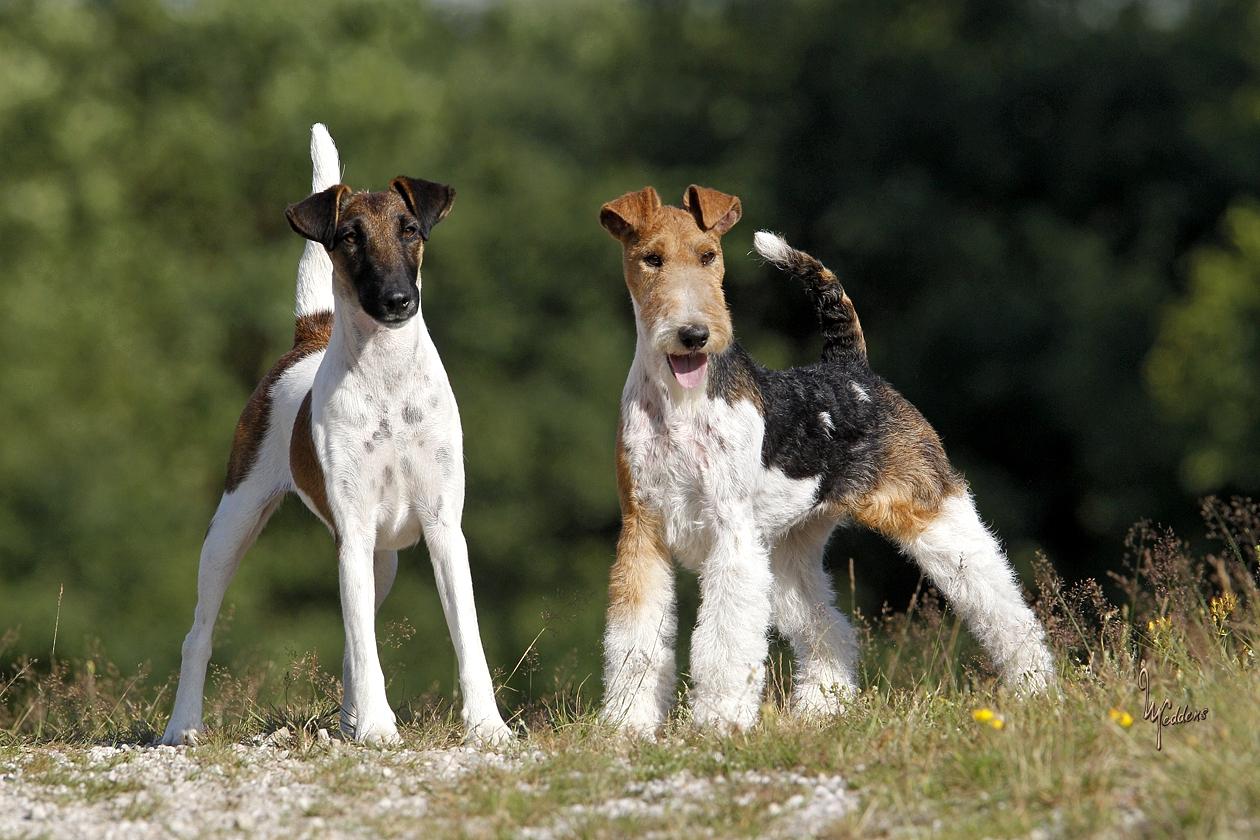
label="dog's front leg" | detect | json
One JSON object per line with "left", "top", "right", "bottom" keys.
{"left": 337, "top": 529, "right": 399, "bottom": 744}
{"left": 601, "top": 505, "right": 675, "bottom": 738}
{"left": 689, "top": 516, "right": 772, "bottom": 732}
{"left": 422, "top": 516, "right": 512, "bottom": 748}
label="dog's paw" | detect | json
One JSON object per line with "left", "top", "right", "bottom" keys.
{"left": 342, "top": 709, "right": 401, "bottom": 746}
{"left": 353, "top": 719, "right": 402, "bottom": 746}
{"left": 1005, "top": 661, "right": 1057, "bottom": 697}
{"left": 690, "top": 691, "right": 759, "bottom": 734}
{"left": 791, "top": 680, "right": 854, "bottom": 720}
{"left": 463, "top": 715, "right": 514, "bottom": 750}
{"left": 158, "top": 721, "right": 204, "bottom": 747}
{"left": 1002, "top": 643, "right": 1057, "bottom": 697}
{"left": 600, "top": 707, "right": 662, "bottom": 741}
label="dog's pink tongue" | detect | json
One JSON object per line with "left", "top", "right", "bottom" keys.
{"left": 668, "top": 353, "right": 708, "bottom": 389}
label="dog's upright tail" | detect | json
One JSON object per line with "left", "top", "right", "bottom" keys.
{"left": 294, "top": 123, "right": 342, "bottom": 322}
{"left": 753, "top": 231, "right": 867, "bottom": 365}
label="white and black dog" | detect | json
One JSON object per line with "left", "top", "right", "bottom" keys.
{"left": 161, "top": 125, "right": 511, "bottom": 747}
{"left": 598, "top": 185, "right": 1055, "bottom": 736}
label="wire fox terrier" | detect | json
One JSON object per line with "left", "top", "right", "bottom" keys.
{"left": 161, "top": 125, "right": 511, "bottom": 747}
{"left": 598, "top": 185, "right": 1055, "bottom": 735}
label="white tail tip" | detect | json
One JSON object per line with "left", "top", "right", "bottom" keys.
{"left": 753, "top": 230, "right": 793, "bottom": 265}
{"left": 310, "top": 123, "right": 342, "bottom": 193}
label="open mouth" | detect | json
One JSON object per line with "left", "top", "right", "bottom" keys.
{"left": 667, "top": 353, "right": 708, "bottom": 389}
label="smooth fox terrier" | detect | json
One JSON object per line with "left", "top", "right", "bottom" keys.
{"left": 598, "top": 185, "right": 1055, "bottom": 735}
{"left": 161, "top": 125, "right": 511, "bottom": 747}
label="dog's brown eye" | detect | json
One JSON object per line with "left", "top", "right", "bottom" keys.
{"left": 339, "top": 230, "right": 358, "bottom": 246}
{"left": 643, "top": 253, "right": 663, "bottom": 268}
{"left": 700, "top": 250, "right": 717, "bottom": 266}
{"left": 401, "top": 223, "right": 420, "bottom": 239}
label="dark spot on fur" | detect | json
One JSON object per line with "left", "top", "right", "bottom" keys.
{"left": 364, "top": 439, "right": 374, "bottom": 453}
{"left": 383, "top": 465, "right": 395, "bottom": 487}
{"left": 372, "top": 417, "right": 392, "bottom": 442}
{"left": 434, "top": 446, "right": 453, "bottom": 476}
{"left": 402, "top": 404, "right": 424, "bottom": 425}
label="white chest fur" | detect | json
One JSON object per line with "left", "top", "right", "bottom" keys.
{"left": 312, "top": 316, "right": 463, "bottom": 551}
{"left": 620, "top": 356, "right": 821, "bottom": 568}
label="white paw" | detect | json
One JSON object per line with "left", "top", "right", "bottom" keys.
{"left": 601, "top": 704, "right": 663, "bottom": 740}
{"left": 791, "top": 679, "right": 854, "bottom": 719}
{"left": 342, "top": 709, "right": 401, "bottom": 745}
{"left": 1005, "top": 660, "right": 1056, "bottom": 696}
{"left": 158, "top": 721, "right": 203, "bottom": 746}
{"left": 463, "top": 714, "right": 514, "bottom": 750}
{"left": 1002, "top": 643, "right": 1057, "bottom": 696}
{"left": 691, "top": 689, "right": 760, "bottom": 733}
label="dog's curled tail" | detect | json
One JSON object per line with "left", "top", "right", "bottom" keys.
{"left": 753, "top": 231, "right": 867, "bottom": 364}
{"left": 294, "top": 123, "right": 342, "bottom": 321}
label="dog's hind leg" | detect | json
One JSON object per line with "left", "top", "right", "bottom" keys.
{"left": 771, "top": 518, "right": 860, "bottom": 717}
{"left": 898, "top": 492, "right": 1055, "bottom": 694}
{"left": 160, "top": 483, "right": 282, "bottom": 745}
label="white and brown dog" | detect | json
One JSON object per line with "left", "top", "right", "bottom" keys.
{"left": 599, "top": 186, "right": 1055, "bottom": 736}
{"left": 161, "top": 125, "right": 511, "bottom": 747}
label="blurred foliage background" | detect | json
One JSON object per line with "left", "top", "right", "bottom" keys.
{"left": 2, "top": 0, "right": 1258, "bottom": 705}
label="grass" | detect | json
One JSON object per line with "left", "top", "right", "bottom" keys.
{"left": 2, "top": 497, "right": 1258, "bottom": 838}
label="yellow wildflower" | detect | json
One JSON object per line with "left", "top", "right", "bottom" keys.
{"left": 1210, "top": 593, "right": 1238, "bottom": 637}
{"left": 1108, "top": 707, "right": 1134, "bottom": 728}
{"left": 1210, "top": 593, "right": 1238, "bottom": 619}
{"left": 971, "top": 707, "right": 1005, "bottom": 730}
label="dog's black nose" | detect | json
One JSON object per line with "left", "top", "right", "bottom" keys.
{"left": 381, "top": 289, "right": 411, "bottom": 317}
{"left": 678, "top": 324, "right": 709, "bottom": 350}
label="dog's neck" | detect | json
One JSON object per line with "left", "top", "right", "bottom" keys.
{"left": 326, "top": 289, "right": 429, "bottom": 382}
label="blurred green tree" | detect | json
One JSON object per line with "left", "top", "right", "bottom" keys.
{"left": 1148, "top": 202, "right": 1260, "bottom": 491}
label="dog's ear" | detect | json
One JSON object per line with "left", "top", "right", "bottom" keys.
{"left": 683, "top": 185, "right": 742, "bottom": 236}
{"left": 600, "top": 186, "right": 661, "bottom": 242}
{"left": 391, "top": 177, "right": 456, "bottom": 240}
{"left": 285, "top": 184, "right": 351, "bottom": 249}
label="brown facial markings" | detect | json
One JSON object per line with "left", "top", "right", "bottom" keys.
{"left": 224, "top": 311, "right": 333, "bottom": 492}
{"left": 838, "top": 387, "right": 963, "bottom": 542}
{"left": 600, "top": 188, "right": 740, "bottom": 356}
{"left": 326, "top": 191, "right": 426, "bottom": 301}
{"left": 290, "top": 391, "right": 336, "bottom": 537}
{"left": 607, "top": 428, "right": 671, "bottom": 621}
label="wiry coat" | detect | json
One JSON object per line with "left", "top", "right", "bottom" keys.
{"left": 599, "top": 187, "right": 1054, "bottom": 735}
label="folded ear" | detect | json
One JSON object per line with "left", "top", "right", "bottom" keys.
{"left": 682, "top": 185, "right": 742, "bottom": 236}
{"left": 285, "top": 184, "right": 351, "bottom": 249}
{"left": 391, "top": 177, "right": 456, "bottom": 240}
{"left": 599, "top": 186, "right": 662, "bottom": 242}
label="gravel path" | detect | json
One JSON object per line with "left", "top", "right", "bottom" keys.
{"left": 0, "top": 738, "right": 858, "bottom": 838}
